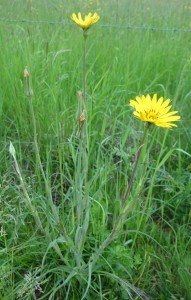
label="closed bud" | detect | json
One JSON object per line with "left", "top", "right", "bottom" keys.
{"left": 79, "top": 110, "right": 86, "bottom": 128}
{"left": 77, "top": 91, "right": 83, "bottom": 102}
{"left": 24, "top": 67, "right": 30, "bottom": 78}
{"left": 9, "top": 141, "right": 16, "bottom": 157}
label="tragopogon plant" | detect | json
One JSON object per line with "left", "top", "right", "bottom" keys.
{"left": 71, "top": 12, "right": 100, "bottom": 261}
{"left": 88, "top": 93, "right": 180, "bottom": 267}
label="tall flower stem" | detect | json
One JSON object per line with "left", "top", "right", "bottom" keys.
{"left": 24, "top": 69, "right": 80, "bottom": 266}
{"left": 26, "top": 75, "right": 62, "bottom": 227}
{"left": 82, "top": 31, "right": 88, "bottom": 184}
{"left": 83, "top": 32, "right": 87, "bottom": 108}
{"left": 122, "top": 124, "right": 148, "bottom": 207}
{"left": 89, "top": 124, "right": 149, "bottom": 268}
{"left": 80, "top": 32, "right": 90, "bottom": 248}
{"left": 75, "top": 32, "right": 90, "bottom": 259}
{"left": 9, "top": 142, "right": 66, "bottom": 263}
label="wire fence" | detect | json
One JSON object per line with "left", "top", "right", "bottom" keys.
{"left": 1, "top": 17, "right": 191, "bottom": 33}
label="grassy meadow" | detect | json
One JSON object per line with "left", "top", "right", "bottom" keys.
{"left": 0, "top": 0, "right": 191, "bottom": 299}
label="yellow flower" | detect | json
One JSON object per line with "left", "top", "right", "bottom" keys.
{"left": 130, "top": 94, "right": 180, "bottom": 128}
{"left": 71, "top": 12, "right": 100, "bottom": 30}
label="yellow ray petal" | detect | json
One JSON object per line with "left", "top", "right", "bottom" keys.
{"left": 160, "top": 105, "right": 172, "bottom": 115}
{"left": 160, "top": 116, "right": 181, "bottom": 122}
{"left": 160, "top": 111, "right": 179, "bottom": 118}
{"left": 160, "top": 98, "right": 171, "bottom": 110}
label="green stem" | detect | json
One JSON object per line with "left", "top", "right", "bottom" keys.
{"left": 83, "top": 32, "right": 87, "bottom": 111}
{"left": 12, "top": 151, "right": 67, "bottom": 263}
{"left": 13, "top": 154, "right": 44, "bottom": 234}
{"left": 27, "top": 79, "right": 62, "bottom": 226}
{"left": 122, "top": 124, "right": 148, "bottom": 207}
{"left": 75, "top": 32, "right": 90, "bottom": 261}
{"left": 82, "top": 32, "right": 88, "bottom": 185}
{"left": 76, "top": 33, "right": 88, "bottom": 219}
{"left": 25, "top": 75, "right": 79, "bottom": 264}
{"left": 80, "top": 33, "right": 90, "bottom": 247}
{"left": 89, "top": 124, "right": 149, "bottom": 268}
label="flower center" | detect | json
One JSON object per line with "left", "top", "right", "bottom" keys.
{"left": 144, "top": 109, "right": 159, "bottom": 121}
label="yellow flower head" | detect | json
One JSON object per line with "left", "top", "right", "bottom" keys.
{"left": 130, "top": 94, "right": 180, "bottom": 128}
{"left": 71, "top": 12, "right": 100, "bottom": 30}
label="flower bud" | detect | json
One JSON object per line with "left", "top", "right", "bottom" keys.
{"left": 24, "top": 67, "right": 30, "bottom": 78}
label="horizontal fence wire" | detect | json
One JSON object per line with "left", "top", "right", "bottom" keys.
{"left": 1, "top": 17, "right": 191, "bottom": 33}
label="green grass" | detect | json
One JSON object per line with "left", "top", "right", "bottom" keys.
{"left": 0, "top": 0, "right": 191, "bottom": 299}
